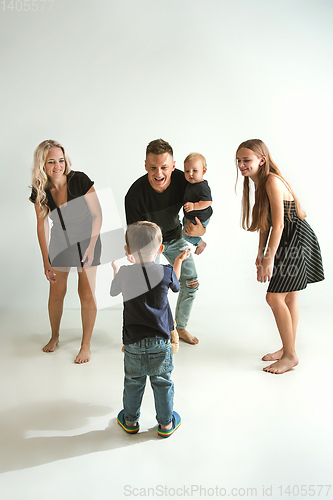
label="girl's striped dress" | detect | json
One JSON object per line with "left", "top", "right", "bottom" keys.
{"left": 267, "top": 200, "right": 324, "bottom": 293}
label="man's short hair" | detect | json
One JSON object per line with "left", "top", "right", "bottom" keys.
{"left": 125, "top": 221, "right": 162, "bottom": 259}
{"left": 146, "top": 139, "right": 173, "bottom": 158}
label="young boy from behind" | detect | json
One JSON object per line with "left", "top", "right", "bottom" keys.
{"left": 110, "top": 221, "right": 190, "bottom": 437}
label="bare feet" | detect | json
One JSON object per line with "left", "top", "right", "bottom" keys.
{"left": 195, "top": 241, "right": 207, "bottom": 255}
{"left": 262, "top": 348, "right": 283, "bottom": 361}
{"left": 75, "top": 345, "right": 91, "bottom": 364}
{"left": 176, "top": 328, "right": 199, "bottom": 345}
{"left": 42, "top": 337, "right": 59, "bottom": 353}
{"left": 263, "top": 354, "right": 298, "bottom": 374}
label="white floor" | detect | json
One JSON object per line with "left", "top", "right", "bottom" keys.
{"left": 1, "top": 300, "right": 332, "bottom": 500}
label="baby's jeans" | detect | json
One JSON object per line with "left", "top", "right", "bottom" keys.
{"left": 123, "top": 338, "right": 174, "bottom": 426}
{"left": 182, "top": 216, "right": 210, "bottom": 246}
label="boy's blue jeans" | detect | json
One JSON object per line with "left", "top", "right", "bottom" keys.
{"left": 123, "top": 338, "right": 174, "bottom": 426}
{"left": 162, "top": 237, "right": 199, "bottom": 330}
{"left": 182, "top": 216, "right": 210, "bottom": 246}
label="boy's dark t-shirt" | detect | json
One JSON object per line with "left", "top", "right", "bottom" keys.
{"left": 183, "top": 180, "right": 213, "bottom": 223}
{"left": 125, "top": 169, "right": 188, "bottom": 242}
{"left": 110, "top": 262, "right": 180, "bottom": 344}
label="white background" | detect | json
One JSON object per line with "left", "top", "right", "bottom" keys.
{"left": 1, "top": 0, "right": 332, "bottom": 311}
{"left": 1, "top": 1, "right": 333, "bottom": 499}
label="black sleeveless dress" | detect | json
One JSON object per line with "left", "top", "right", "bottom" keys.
{"left": 267, "top": 200, "right": 324, "bottom": 293}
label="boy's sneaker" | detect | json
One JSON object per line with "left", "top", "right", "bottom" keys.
{"left": 117, "top": 410, "right": 140, "bottom": 434}
{"left": 157, "top": 411, "right": 181, "bottom": 438}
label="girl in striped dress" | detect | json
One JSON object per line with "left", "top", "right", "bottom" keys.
{"left": 236, "top": 139, "right": 324, "bottom": 374}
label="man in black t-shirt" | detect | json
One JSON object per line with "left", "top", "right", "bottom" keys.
{"left": 125, "top": 139, "right": 205, "bottom": 344}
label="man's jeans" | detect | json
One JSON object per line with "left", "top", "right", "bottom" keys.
{"left": 123, "top": 338, "right": 174, "bottom": 426}
{"left": 162, "top": 237, "right": 199, "bottom": 330}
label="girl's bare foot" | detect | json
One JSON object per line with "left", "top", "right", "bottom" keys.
{"left": 195, "top": 241, "right": 207, "bottom": 255}
{"left": 42, "top": 337, "right": 59, "bottom": 353}
{"left": 262, "top": 348, "right": 283, "bottom": 361}
{"left": 263, "top": 354, "right": 298, "bottom": 374}
{"left": 176, "top": 328, "right": 199, "bottom": 345}
{"left": 75, "top": 345, "right": 91, "bottom": 364}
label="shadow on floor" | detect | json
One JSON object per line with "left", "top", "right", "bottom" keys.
{"left": 0, "top": 399, "right": 157, "bottom": 473}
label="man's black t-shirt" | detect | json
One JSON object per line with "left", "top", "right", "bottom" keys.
{"left": 125, "top": 169, "right": 188, "bottom": 242}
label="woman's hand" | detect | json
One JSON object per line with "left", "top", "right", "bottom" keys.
{"left": 44, "top": 262, "right": 57, "bottom": 283}
{"left": 256, "top": 257, "right": 273, "bottom": 283}
{"left": 82, "top": 244, "right": 95, "bottom": 268}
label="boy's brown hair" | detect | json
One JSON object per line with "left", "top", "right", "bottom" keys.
{"left": 125, "top": 221, "right": 162, "bottom": 259}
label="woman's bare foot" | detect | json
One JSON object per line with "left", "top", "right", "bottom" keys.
{"left": 262, "top": 348, "right": 283, "bottom": 361}
{"left": 42, "top": 337, "right": 59, "bottom": 353}
{"left": 75, "top": 345, "right": 91, "bottom": 364}
{"left": 176, "top": 328, "right": 199, "bottom": 345}
{"left": 195, "top": 241, "right": 207, "bottom": 255}
{"left": 263, "top": 354, "right": 298, "bottom": 374}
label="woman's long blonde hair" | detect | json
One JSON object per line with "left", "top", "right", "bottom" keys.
{"left": 236, "top": 139, "right": 306, "bottom": 232}
{"left": 30, "top": 139, "right": 71, "bottom": 218}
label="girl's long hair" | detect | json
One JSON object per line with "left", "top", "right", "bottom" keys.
{"left": 30, "top": 139, "right": 71, "bottom": 218}
{"left": 236, "top": 139, "right": 306, "bottom": 232}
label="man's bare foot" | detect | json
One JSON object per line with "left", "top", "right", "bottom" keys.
{"left": 195, "top": 241, "right": 207, "bottom": 255}
{"left": 262, "top": 348, "right": 283, "bottom": 361}
{"left": 75, "top": 345, "right": 91, "bottom": 364}
{"left": 263, "top": 354, "right": 298, "bottom": 374}
{"left": 42, "top": 337, "right": 59, "bottom": 353}
{"left": 176, "top": 328, "right": 199, "bottom": 345}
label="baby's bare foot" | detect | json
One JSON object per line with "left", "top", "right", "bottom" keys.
{"left": 176, "top": 328, "right": 199, "bottom": 345}
{"left": 262, "top": 348, "right": 283, "bottom": 361}
{"left": 42, "top": 337, "right": 59, "bottom": 353}
{"left": 195, "top": 241, "right": 207, "bottom": 255}
{"left": 75, "top": 345, "right": 91, "bottom": 364}
{"left": 263, "top": 354, "right": 298, "bottom": 374}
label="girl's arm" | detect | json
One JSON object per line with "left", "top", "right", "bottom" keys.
{"left": 184, "top": 200, "right": 212, "bottom": 212}
{"left": 82, "top": 186, "right": 103, "bottom": 267}
{"left": 34, "top": 204, "right": 57, "bottom": 283}
{"left": 256, "top": 229, "right": 270, "bottom": 266}
{"left": 257, "top": 176, "right": 285, "bottom": 283}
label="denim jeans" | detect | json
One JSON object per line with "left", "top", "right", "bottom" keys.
{"left": 162, "top": 237, "right": 199, "bottom": 330}
{"left": 182, "top": 216, "right": 210, "bottom": 246}
{"left": 123, "top": 338, "right": 174, "bottom": 426}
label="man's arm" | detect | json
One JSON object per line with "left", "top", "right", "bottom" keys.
{"left": 183, "top": 217, "right": 206, "bottom": 237}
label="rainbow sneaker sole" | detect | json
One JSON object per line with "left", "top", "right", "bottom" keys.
{"left": 157, "top": 411, "right": 181, "bottom": 438}
{"left": 117, "top": 410, "right": 140, "bottom": 434}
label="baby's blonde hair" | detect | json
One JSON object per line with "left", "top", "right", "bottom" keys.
{"left": 125, "top": 221, "right": 162, "bottom": 261}
{"left": 184, "top": 152, "right": 207, "bottom": 170}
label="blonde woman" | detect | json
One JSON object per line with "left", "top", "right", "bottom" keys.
{"left": 30, "top": 140, "right": 102, "bottom": 363}
{"left": 236, "top": 139, "right": 324, "bottom": 374}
